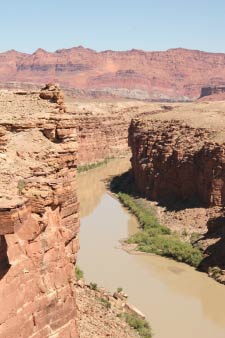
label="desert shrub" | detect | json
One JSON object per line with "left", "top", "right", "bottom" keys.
{"left": 136, "top": 235, "right": 203, "bottom": 267}
{"left": 90, "top": 282, "right": 98, "bottom": 290}
{"left": 117, "top": 287, "right": 123, "bottom": 293}
{"left": 75, "top": 266, "right": 84, "bottom": 280}
{"left": 99, "top": 297, "right": 111, "bottom": 309}
{"left": 120, "top": 312, "right": 152, "bottom": 338}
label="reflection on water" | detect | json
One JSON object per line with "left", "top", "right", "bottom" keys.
{"left": 77, "top": 159, "right": 225, "bottom": 338}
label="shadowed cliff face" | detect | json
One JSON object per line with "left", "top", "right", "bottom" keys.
{"left": 0, "top": 85, "right": 79, "bottom": 338}
{"left": 2, "top": 47, "right": 225, "bottom": 100}
{"left": 129, "top": 119, "right": 225, "bottom": 207}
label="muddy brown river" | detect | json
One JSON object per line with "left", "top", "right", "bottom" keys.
{"left": 77, "top": 158, "right": 225, "bottom": 338}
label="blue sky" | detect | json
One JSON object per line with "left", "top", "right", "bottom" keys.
{"left": 1, "top": 0, "right": 225, "bottom": 53}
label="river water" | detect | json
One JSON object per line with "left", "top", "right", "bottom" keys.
{"left": 77, "top": 158, "right": 225, "bottom": 338}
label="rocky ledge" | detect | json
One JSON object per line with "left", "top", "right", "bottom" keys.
{"left": 0, "top": 84, "right": 79, "bottom": 337}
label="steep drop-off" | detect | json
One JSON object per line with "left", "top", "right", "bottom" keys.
{"left": 2, "top": 47, "right": 225, "bottom": 100}
{"left": 0, "top": 85, "right": 79, "bottom": 337}
{"left": 129, "top": 119, "right": 225, "bottom": 207}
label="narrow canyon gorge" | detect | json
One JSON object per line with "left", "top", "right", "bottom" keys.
{"left": 0, "top": 82, "right": 225, "bottom": 338}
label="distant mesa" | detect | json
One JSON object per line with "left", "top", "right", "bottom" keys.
{"left": 1, "top": 46, "right": 225, "bottom": 101}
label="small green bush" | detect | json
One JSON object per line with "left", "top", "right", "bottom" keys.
{"left": 120, "top": 312, "right": 152, "bottom": 338}
{"left": 90, "top": 282, "right": 98, "bottom": 290}
{"left": 75, "top": 266, "right": 84, "bottom": 280}
{"left": 117, "top": 287, "right": 123, "bottom": 293}
{"left": 99, "top": 297, "right": 111, "bottom": 309}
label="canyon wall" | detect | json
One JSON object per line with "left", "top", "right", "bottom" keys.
{"left": 66, "top": 101, "right": 151, "bottom": 165}
{"left": 0, "top": 85, "right": 79, "bottom": 337}
{"left": 2, "top": 47, "right": 225, "bottom": 100}
{"left": 129, "top": 119, "right": 225, "bottom": 207}
{"left": 74, "top": 111, "right": 129, "bottom": 164}
{"left": 66, "top": 98, "right": 225, "bottom": 166}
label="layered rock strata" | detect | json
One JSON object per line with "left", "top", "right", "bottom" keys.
{"left": 0, "top": 85, "right": 79, "bottom": 337}
{"left": 66, "top": 99, "right": 225, "bottom": 166}
{"left": 129, "top": 119, "right": 225, "bottom": 207}
{"left": 66, "top": 101, "right": 150, "bottom": 165}
{"left": 2, "top": 47, "right": 225, "bottom": 100}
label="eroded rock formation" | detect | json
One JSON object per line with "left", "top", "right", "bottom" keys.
{"left": 129, "top": 119, "right": 225, "bottom": 207}
{"left": 0, "top": 85, "right": 79, "bottom": 337}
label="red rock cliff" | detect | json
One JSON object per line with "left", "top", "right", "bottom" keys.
{"left": 66, "top": 101, "right": 150, "bottom": 165}
{"left": 0, "top": 85, "right": 79, "bottom": 338}
{"left": 129, "top": 119, "right": 225, "bottom": 207}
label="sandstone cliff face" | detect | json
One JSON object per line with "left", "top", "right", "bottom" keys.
{"left": 129, "top": 119, "right": 225, "bottom": 207}
{"left": 2, "top": 47, "right": 225, "bottom": 100}
{"left": 66, "top": 101, "right": 150, "bottom": 165}
{"left": 0, "top": 85, "right": 79, "bottom": 338}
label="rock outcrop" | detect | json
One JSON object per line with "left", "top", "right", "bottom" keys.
{"left": 2, "top": 47, "right": 225, "bottom": 100}
{"left": 129, "top": 119, "right": 225, "bottom": 207}
{"left": 0, "top": 85, "right": 79, "bottom": 337}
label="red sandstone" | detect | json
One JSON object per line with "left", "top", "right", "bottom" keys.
{"left": 0, "top": 85, "right": 79, "bottom": 338}
{"left": 2, "top": 47, "right": 225, "bottom": 100}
